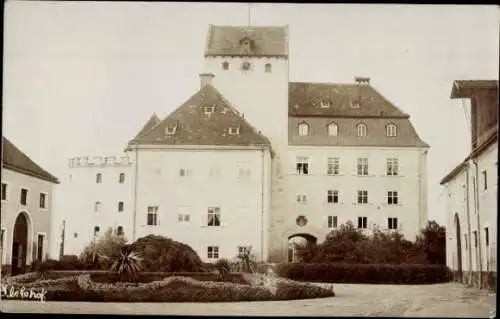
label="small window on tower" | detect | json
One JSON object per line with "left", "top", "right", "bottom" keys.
{"left": 351, "top": 100, "right": 360, "bottom": 109}
{"left": 320, "top": 99, "right": 331, "bottom": 108}
{"left": 264, "top": 63, "right": 272, "bottom": 73}
{"left": 228, "top": 127, "right": 240, "bottom": 135}
{"left": 165, "top": 126, "right": 176, "bottom": 135}
{"left": 222, "top": 61, "right": 229, "bottom": 70}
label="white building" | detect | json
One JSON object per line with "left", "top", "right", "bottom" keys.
{"left": 1, "top": 137, "right": 59, "bottom": 275}
{"left": 441, "top": 80, "right": 498, "bottom": 290}
{"left": 58, "top": 25, "right": 429, "bottom": 263}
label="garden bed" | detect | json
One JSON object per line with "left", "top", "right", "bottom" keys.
{"left": 2, "top": 272, "right": 334, "bottom": 302}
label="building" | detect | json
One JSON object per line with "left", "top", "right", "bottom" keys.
{"left": 441, "top": 80, "right": 498, "bottom": 290}
{"left": 59, "top": 25, "right": 429, "bottom": 263}
{"left": 1, "top": 137, "right": 59, "bottom": 275}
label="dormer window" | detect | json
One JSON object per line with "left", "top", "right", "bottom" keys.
{"left": 204, "top": 106, "right": 215, "bottom": 115}
{"left": 351, "top": 100, "right": 360, "bottom": 109}
{"left": 357, "top": 123, "right": 367, "bottom": 137}
{"left": 165, "top": 126, "right": 177, "bottom": 135}
{"left": 327, "top": 122, "right": 338, "bottom": 136}
{"left": 240, "top": 37, "right": 252, "bottom": 54}
{"left": 228, "top": 127, "right": 240, "bottom": 135}
{"left": 222, "top": 61, "right": 229, "bottom": 70}
{"left": 264, "top": 63, "right": 272, "bottom": 73}
{"left": 320, "top": 99, "right": 331, "bottom": 108}
{"left": 298, "top": 122, "right": 310, "bottom": 136}
{"left": 386, "top": 123, "right": 397, "bottom": 137}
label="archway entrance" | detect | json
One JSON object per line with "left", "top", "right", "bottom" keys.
{"left": 454, "top": 213, "right": 463, "bottom": 282}
{"left": 287, "top": 234, "right": 317, "bottom": 263}
{"left": 11, "top": 212, "right": 29, "bottom": 276}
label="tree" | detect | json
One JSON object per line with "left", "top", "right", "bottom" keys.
{"left": 417, "top": 220, "right": 447, "bottom": 265}
{"left": 80, "top": 227, "right": 127, "bottom": 269}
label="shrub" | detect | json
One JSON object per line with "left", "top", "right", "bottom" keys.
{"left": 80, "top": 228, "right": 127, "bottom": 270}
{"left": 1, "top": 265, "right": 12, "bottom": 277}
{"left": 129, "top": 235, "right": 204, "bottom": 272}
{"left": 109, "top": 245, "right": 143, "bottom": 282}
{"left": 276, "top": 262, "right": 453, "bottom": 284}
{"left": 214, "top": 259, "right": 231, "bottom": 280}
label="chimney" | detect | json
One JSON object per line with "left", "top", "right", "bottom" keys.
{"left": 200, "top": 73, "right": 215, "bottom": 88}
{"left": 355, "top": 77, "right": 370, "bottom": 85}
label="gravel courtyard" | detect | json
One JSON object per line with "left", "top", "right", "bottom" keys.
{"left": 1, "top": 282, "right": 496, "bottom": 317}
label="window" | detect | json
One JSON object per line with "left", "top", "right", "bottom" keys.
{"left": 178, "top": 214, "right": 190, "bottom": 222}
{"left": 464, "top": 234, "right": 468, "bottom": 250}
{"left": 357, "top": 190, "right": 368, "bottom": 204}
{"left": 228, "top": 127, "right": 240, "bottom": 135}
{"left": 74, "top": 232, "right": 78, "bottom": 238}
{"left": 386, "top": 124, "right": 397, "bottom": 137}
{"left": 482, "top": 170, "right": 487, "bottom": 190}
{"left": 356, "top": 123, "right": 367, "bottom": 137}
{"left": 357, "top": 158, "right": 369, "bottom": 176}
{"left": 20, "top": 188, "right": 28, "bottom": 206}
{"left": 298, "top": 122, "right": 309, "bottom": 136}
{"left": 39, "top": 193, "right": 47, "bottom": 209}
{"left": 485, "top": 227, "right": 489, "bottom": 246}
{"left": 327, "top": 190, "right": 339, "bottom": 203}
{"left": 327, "top": 122, "right": 338, "bottom": 136}
{"left": 328, "top": 216, "right": 338, "bottom": 228}
{"left": 119, "top": 173, "right": 125, "bottom": 184}
{"left": 96, "top": 173, "right": 102, "bottom": 184}
{"left": 296, "top": 194, "right": 307, "bottom": 203}
{"left": 1, "top": 183, "right": 7, "bottom": 201}
{"left": 357, "top": 217, "right": 368, "bottom": 229}
{"left": 165, "top": 126, "right": 176, "bottom": 135}
{"left": 238, "top": 168, "right": 251, "bottom": 179}
{"left": 207, "top": 207, "right": 221, "bottom": 227}
{"left": 296, "top": 157, "right": 309, "bottom": 175}
{"left": 238, "top": 246, "right": 249, "bottom": 257}
{"left": 387, "top": 191, "right": 399, "bottom": 205}
{"left": 386, "top": 158, "right": 399, "bottom": 176}
{"left": 184, "top": 214, "right": 190, "bottom": 222}
{"left": 180, "top": 168, "right": 191, "bottom": 177}
{"left": 37, "top": 234, "right": 45, "bottom": 262}
{"left": 320, "top": 100, "right": 331, "bottom": 108}
{"left": 388, "top": 218, "right": 398, "bottom": 230}
{"left": 0, "top": 229, "right": 5, "bottom": 253}
{"left": 94, "top": 226, "right": 100, "bottom": 238}
{"left": 351, "top": 100, "right": 360, "bottom": 109}
{"left": 94, "top": 201, "right": 101, "bottom": 212}
{"left": 264, "top": 63, "right": 272, "bottom": 73}
{"left": 207, "top": 246, "right": 219, "bottom": 259}
{"left": 327, "top": 157, "right": 340, "bottom": 175}
{"left": 473, "top": 231, "right": 478, "bottom": 248}
{"left": 147, "top": 206, "right": 159, "bottom": 226}
{"left": 116, "top": 226, "right": 124, "bottom": 237}
{"left": 222, "top": 61, "right": 229, "bottom": 70}
{"left": 204, "top": 106, "right": 215, "bottom": 115}
{"left": 118, "top": 201, "right": 124, "bottom": 212}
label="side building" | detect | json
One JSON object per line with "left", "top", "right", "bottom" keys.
{"left": 1, "top": 137, "right": 59, "bottom": 275}
{"left": 441, "top": 80, "right": 498, "bottom": 291}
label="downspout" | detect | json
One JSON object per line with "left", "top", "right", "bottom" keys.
{"left": 472, "top": 158, "right": 483, "bottom": 288}
{"left": 465, "top": 164, "right": 473, "bottom": 285}
{"left": 132, "top": 147, "right": 139, "bottom": 242}
{"left": 260, "top": 147, "right": 265, "bottom": 262}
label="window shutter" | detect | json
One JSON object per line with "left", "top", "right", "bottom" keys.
{"left": 323, "top": 215, "right": 328, "bottom": 228}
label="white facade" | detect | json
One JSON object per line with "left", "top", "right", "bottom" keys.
{"left": 444, "top": 142, "right": 498, "bottom": 276}
{"left": 1, "top": 168, "right": 55, "bottom": 266}
{"left": 60, "top": 155, "right": 134, "bottom": 256}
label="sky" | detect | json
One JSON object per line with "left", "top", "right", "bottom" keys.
{"left": 3, "top": 2, "right": 499, "bottom": 226}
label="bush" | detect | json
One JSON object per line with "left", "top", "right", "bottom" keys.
{"left": 129, "top": 235, "right": 204, "bottom": 272}
{"left": 1, "top": 265, "right": 12, "bottom": 277}
{"left": 276, "top": 263, "right": 453, "bottom": 284}
{"left": 80, "top": 228, "right": 127, "bottom": 270}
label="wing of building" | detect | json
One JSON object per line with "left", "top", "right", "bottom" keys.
{"left": 59, "top": 24, "right": 429, "bottom": 264}
{"left": 440, "top": 80, "right": 498, "bottom": 291}
{"left": 1, "top": 137, "right": 59, "bottom": 275}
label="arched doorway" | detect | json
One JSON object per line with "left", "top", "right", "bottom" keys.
{"left": 287, "top": 233, "right": 317, "bottom": 263}
{"left": 11, "top": 212, "right": 29, "bottom": 275}
{"left": 454, "top": 213, "right": 463, "bottom": 282}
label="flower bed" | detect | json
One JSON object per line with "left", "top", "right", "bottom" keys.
{"left": 2, "top": 272, "right": 334, "bottom": 302}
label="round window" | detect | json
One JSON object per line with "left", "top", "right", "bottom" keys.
{"left": 296, "top": 215, "right": 307, "bottom": 227}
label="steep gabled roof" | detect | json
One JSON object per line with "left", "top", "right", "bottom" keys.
{"left": 128, "top": 85, "right": 271, "bottom": 147}
{"left": 289, "top": 82, "right": 409, "bottom": 118}
{"left": 132, "top": 113, "right": 161, "bottom": 141}
{"left": 2, "top": 137, "right": 59, "bottom": 184}
{"left": 204, "top": 25, "right": 288, "bottom": 57}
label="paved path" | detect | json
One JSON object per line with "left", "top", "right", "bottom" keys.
{"left": 1, "top": 282, "right": 496, "bottom": 317}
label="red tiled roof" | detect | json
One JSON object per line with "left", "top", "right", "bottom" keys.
{"left": 2, "top": 137, "right": 59, "bottom": 184}
{"left": 128, "top": 84, "right": 271, "bottom": 148}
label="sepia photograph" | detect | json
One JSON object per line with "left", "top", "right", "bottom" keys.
{"left": 1, "top": 2, "right": 498, "bottom": 317}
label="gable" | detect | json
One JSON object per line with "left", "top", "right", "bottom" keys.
{"left": 128, "top": 85, "right": 271, "bottom": 148}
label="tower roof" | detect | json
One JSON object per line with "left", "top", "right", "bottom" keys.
{"left": 204, "top": 25, "right": 288, "bottom": 57}
{"left": 128, "top": 84, "right": 271, "bottom": 148}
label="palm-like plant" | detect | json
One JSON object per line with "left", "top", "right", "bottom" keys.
{"left": 110, "top": 245, "right": 143, "bottom": 282}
